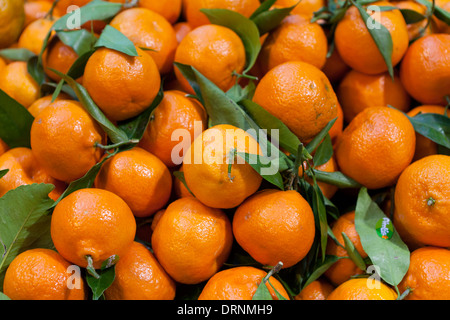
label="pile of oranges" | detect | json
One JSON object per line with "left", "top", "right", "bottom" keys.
{"left": 0, "top": 0, "right": 449, "bottom": 301}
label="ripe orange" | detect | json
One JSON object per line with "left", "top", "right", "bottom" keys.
{"left": 324, "top": 211, "right": 368, "bottom": 286}
{"left": 305, "top": 156, "right": 340, "bottom": 199}
{"left": 30, "top": 99, "right": 105, "bottom": 183}
{"left": 294, "top": 279, "right": 334, "bottom": 300}
{"left": 233, "top": 189, "right": 316, "bottom": 269}
{"left": 400, "top": 34, "right": 450, "bottom": 105}
{"left": 104, "top": 241, "right": 176, "bottom": 300}
{"left": 407, "top": 105, "right": 448, "bottom": 161}
{"left": 109, "top": 8, "right": 178, "bottom": 74}
{"left": 94, "top": 147, "right": 173, "bottom": 218}
{"left": 198, "top": 266, "right": 290, "bottom": 300}
{"left": 258, "top": 14, "right": 328, "bottom": 74}
{"left": 398, "top": 246, "right": 450, "bottom": 300}
{"left": 0, "top": 147, "right": 66, "bottom": 201}
{"left": 327, "top": 278, "right": 397, "bottom": 300}
{"left": 321, "top": 48, "right": 350, "bottom": 85}
{"left": 274, "top": 0, "right": 326, "bottom": 19}
{"left": 42, "top": 37, "right": 80, "bottom": 82}
{"left": 337, "top": 70, "right": 411, "bottom": 123}
{"left": 173, "top": 22, "right": 192, "bottom": 43}
{"left": 174, "top": 24, "right": 246, "bottom": 94}
{"left": 182, "top": 0, "right": 260, "bottom": 28}
{"left": 138, "top": 90, "right": 207, "bottom": 168}
{"left": 328, "top": 102, "right": 344, "bottom": 144}
{"left": 393, "top": 155, "right": 450, "bottom": 248}
{"left": 0, "top": 0, "right": 25, "bottom": 49}
{"left": 334, "top": 1, "right": 409, "bottom": 75}
{"left": 0, "top": 61, "right": 40, "bottom": 108}
{"left": 82, "top": 46, "right": 161, "bottom": 122}
{"left": 253, "top": 60, "right": 338, "bottom": 143}
{"left": 335, "top": 106, "right": 416, "bottom": 189}
{"left": 391, "top": 1, "right": 434, "bottom": 41}
{"left": 137, "top": 0, "right": 182, "bottom": 24}
{"left": 24, "top": 0, "right": 60, "bottom": 27}
{"left": 0, "top": 138, "right": 9, "bottom": 156}
{"left": 3, "top": 248, "right": 86, "bottom": 300}
{"left": 27, "top": 93, "right": 71, "bottom": 117}
{"left": 182, "top": 124, "right": 263, "bottom": 209}
{"left": 51, "top": 188, "right": 137, "bottom": 269}
{"left": 151, "top": 197, "right": 233, "bottom": 284}
{"left": 18, "top": 17, "right": 56, "bottom": 55}
{"left": 172, "top": 164, "right": 194, "bottom": 199}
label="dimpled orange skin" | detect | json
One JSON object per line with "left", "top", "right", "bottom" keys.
{"left": 0, "top": 61, "right": 39, "bottom": 108}
{"left": 27, "top": 93, "right": 71, "bottom": 118}
{"left": 109, "top": 8, "right": 178, "bottom": 75}
{"left": 174, "top": 24, "right": 246, "bottom": 94}
{"left": 30, "top": 100, "right": 105, "bottom": 183}
{"left": 258, "top": 14, "right": 328, "bottom": 74}
{"left": 51, "top": 188, "right": 137, "bottom": 270}
{"left": 18, "top": 17, "right": 55, "bottom": 55}
{"left": 138, "top": 90, "right": 207, "bottom": 168}
{"left": 198, "top": 266, "right": 290, "bottom": 300}
{"left": 182, "top": 0, "right": 261, "bottom": 28}
{"left": 42, "top": 38, "right": 80, "bottom": 82}
{"left": 407, "top": 106, "right": 448, "bottom": 161}
{"left": 294, "top": 279, "right": 334, "bottom": 300}
{"left": 233, "top": 189, "right": 316, "bottom": 269}
{"left": 182, "top": 124, "right": 263, "bottom": 209}
{"left": 3, "top": 248, "right": 86, "bottom": 300}
{"left": 104, "top": 241, "right": 176, "bottom": 300}
{"left": 137, "top": 0, "right": 182, "bottom": 24}
{"left": 337, "top": 70, "right": 411, "bottom": 123}
{"left": 334, "top": 1, "right": 409, "bottom": 75}
{"left": 151, "top": 197, "right": 233, "bottom": 285}
{"left": 94, "top": 147, "right": 173, "bottom": 218}
{"left": 274, "top": 0, "right": 326, "bottom": 19}
{"left": 393, "top": 155, "right": 450, "bottom": 248}
{"left": 82, "top": 47, "right": 161, "bottom": 122}
{"left": 253, "top": 61, "right": 338, "bottom": 144}
{"left": 335, "top": 106, "right": 416, "bottom": 190}
{"left": 174, "top": 22, "right": 193, "bottom": 43}
{"left": 398, "top": 247, "right": 450, "bottom": 300}
{"left": 324, "top": 211, "right": 368, "bottom": 286}
{"left": 0, "top": 148, "right": 66, "bottom": 201}
{"left": 327, "top": 278, "right": 397, "bottom": 300}
{"left": 400, "top": 34, "right": 450, "bottom": 105}
{"left": 321, "top": 48, "right": 351, "bottom": 85}
{"left": 305, "top": 156, "right": 339, "bottom": 199}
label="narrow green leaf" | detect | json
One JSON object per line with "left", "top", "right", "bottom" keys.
{"left": 0, "top": 169, "right": 9, "bottom": 179}
{"left": 56, "top": 29, "right": 98, "bottom": 56}
{"left": 407, "top": 113, "right": 450, "bottom": 149}
{"left": 86, "top": 264, "right": 116, "bottom": 300}
{"left": 416, "top": 0, "right": 450, "bottom": 26}
{"left": 354, "top": 187, "right": 410, "bottom": 286}
{"left": 250, "top": 0, "right": 278, "bottom": 19}
{"left": 306, "top": 118, "right": 337, "bottom": 154}
{"left": 27, "top": 55, "right": 46, "bottom": 85}
{"left": 173, "top": 171, "right": 195, "bottom": 197}
{"left": 312, "top": 182, "right": 329, "bottom": 260}
{"left": 94, "top": 25, "right": 138, "bottom": 57}
{"left": 252, "top": 281, "right": 274, "bottom": 300}
{"left": 313, "top": 134, "right": 333, "bottom": 167}
{"left": 312, "top": 169, "right": 362, "bottom": 189}
{"left": 236, "top": 152, "right": 285, "bottom": 190}
{"left": 398, "top": 8, "right": 427, "bottom": 24}
{"left": 341, "top": 232, "right": 367, "bottom": 271}
{"left": 301, "top": 255, "right": 342, "bottom": 289}
{"left": 0, "top": 292, "right": 10, "bottom": 300}
{"left": 251, "top": 2, "right": 299, "bottom": 35}
{"left": 0, "top": 48, "right": 35, "bottom": 62}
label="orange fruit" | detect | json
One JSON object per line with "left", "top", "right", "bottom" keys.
{"left": 258, "top": 14, "right": 328, "bottom": 74}
{"left": 400, "top": 34, "right": 450, "bottom": 105}
{"left": 0, "top": 56, "right": 7, "bottom": 71}
{"left": 137, "top": 0, "right": 182, "bottom": 24}
{"left": 398, "top": 246, "right": 450, "bottom": 300}
{"left": 306, "top": 156, "right": 340, "bottom": 200}
{"left": 172, "top": 164, "right": 194, "bottom": 199}
{"left": 182, "top": 124, "right": 263, "bottom": 209}
{"left": 42, "top": 37, "right": 80, "bottom": 82}
{"left": 393, "top": 155, "right": 450, "bottom": 248}
{"left": 0, "top": 147, "right": 66, "bottom": 201}
{"left": 407, "top": 105, "right": 448, "bottom": 161}
{"left": 0, "top": 0, "right": 25, "bottom": 49}
{"left": 334, "top": 1, "right": 409, "bottom": 75}
{"left": 321, "top": 48, "right": 350, "bottom": 85}
{"left": 435, "top": 0, "right": 450, "bottom": 34}
{"left": 3, "top": 248, "right": 86, "bottom": 300}
{"left": 109, "top": 8, "right": 178, "bottom": 74}
{"left": 82, "top": 46, "right": 161, "bottom": 122}
{"left": 198, "top": 266, "right": 290, "bottom": 300}
{"left": 294, "top": 279, "right": 334, "bottom": 300}
{"left": 94, "top": 147, "right": 173, "bottom": 218}
{"left": 253, "top": 60, "right": 338, "bottom": 143}
{"left": 327, "top": 278, "right": 397, "bottom": 300}
{"left": 24, "top": 0, "right": 60, "bottom": 27}
{"left": 30, "top": 99, "right": 105, "bottom": 183}
{"left": 150, "top": 209, "right": 165, "bottom": 232}
{"left": 335, "top": 106, "right": 416, "bottom": 189}
{"left": 337, "top": 70, "right": 411, "bottom": 123}
{"left": 391, "top": 1, "right": 435, "bottom": 41}
{"left": 18, "top": 17, "right": 56, "bottom": 55}
{"left": 104, "top": 241, "right": 176, "bottom": 300}
{"left": 0, "top": 138, "right": 9, "bottom": 156}
{"left": 27, "top": 93, "right": 71, "bottom": 117}
{"left": 182, "top": 0, "right": 260, "bottom": 28}
{"left": 55, "top": 0, "right": 91, "bottom": 13}
{"left": 233, "top": 189, "right": 316, "bottom": 269}
{"left": 138, "top": 90, "right": 207, "bottom": 168}
{"left": 0, "top": 61, "right": 40, "bottom": 108}
{"left": 324, "top": 211, "right": 368, "bottom": 286}
{"left": 174, "top": 24, "right": 246, "bottom": 94}
{"left": 328, "top": 102, "right": 344, "bottom": 144}
{"left": 151, "top": 197, "right": 233, "bottom": 284}
{"left": 173, "top": 22, "right": 192, "bottom": 43}
{"left": 51, "top": 188, "right": 137, "bottom": 269}
{"left": 274, "top": 0, "right": 326, "bottom": 19}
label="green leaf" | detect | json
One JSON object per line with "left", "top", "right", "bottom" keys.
{"left": 416, "top": 0, "right": 450, "bottom": 26}
{"left": 50, "top": 70, "right": 130, "bottom": 144}
{"left": 312, "top": 169, "right": 362, "bottom": 189}
{"left": 251, "top": 2, "right": 299, "bottom": 35}
{"left": 250, "top": 0, "right": 278, "bottom": 19}
{"left": 200, "top": 8, "right": 261, "bottom": 73}
{"left": 313, "top": 134, "right": 333, "bottom": 167}
{"left": 0, "top": 184, "right": 56, "bottom": 289}
{"left": 252, "top": 263, "right": 287, "bottom": 300}
{"left": 341, "top": 232, "right": 367, "bottom": 271}
{"left": 301, "top": 255, "right": 342, "bottom": 289}
{"left": 27, "top": 55, "right": 46, "bottom": 86}
{"left": 0, "top": 48, "right": 35, "bottom": 62}
{"left": 398, "top": 8, "right": 427, "bottom": 24}
{"left": 0, "top": 292, "right": 10, "bottom": 300}
{"left": 56, "top": 29, "right": 98, "bottom": 56}
{"left": 407, "top": 113, "right": 450, "bottom": 149}
{"left": 312, "top": 183, "right": 328, "bottom": 261}
{"left": 306, "top": 118, "right": 337, "bottom": 154}
{"left": 236, "top": 152, "right": 285, "bottom": 190}
{"left": 94, "top": 25, "right": 138, "bottom": 57}
{"left": 352, "top": 0, "right": 394, "bottom": 79}
{"left": 354, "top": 187, "right": 410, "bottom": 286}
{"left": 0, "top": 169, "right": 8, "bottom": 179}
{"left": 226, "top": 81, "right": 256, "bottom": 103}
{"left": 86, "top": 264, "right": 116, "bottom": 300}
{"left": 0, "top": 89, "right": 34, "bottom": 148}
{"left": 173, "top": 171, "right": 195, "bottom": 197}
